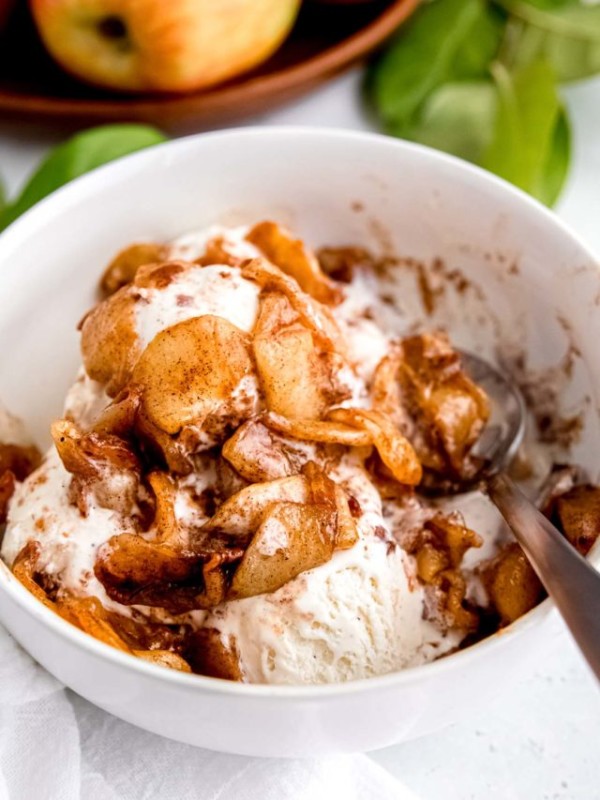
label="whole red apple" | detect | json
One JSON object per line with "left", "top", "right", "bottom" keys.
{"left": 29, "top": 0, "right": 301, "bottom": 93}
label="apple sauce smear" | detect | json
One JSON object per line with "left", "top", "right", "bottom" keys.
{"left": 1, "top": 221, "right": 599, "bottom": 684}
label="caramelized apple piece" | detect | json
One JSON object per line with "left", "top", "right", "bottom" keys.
{"left": 222, "top": 420, "right": 296, "bottom": 483}
{"left": 61, "top": 595, "right": 192, "bottom": 671}
{"left": 92, "top": 388, "right": 140, "bottom": 438}
{"left": 401, "top": 333, "right": 489, "bottom": 477}
{"left": 424, "top": 513, "right": 482, "bottom": 567}
{"left": 215, "top": 455, "right": 249, "bottom": 500}
{"left": 482, "top": 542, "right": 544, "bottom": 625}
{"left": 437, "top": 571, "right": 480, "bottom": 631}
{"left": 0, "top": 442, "right": 41, "bottom": 481}
{"left": 135, "top": 412, "right": 195, "bottom": 475}
{"left": 95, "top": 533, "right": 243, "bottom": 613}
{"left": 187, "top": 628, "right": 243, "bottom": 681}
{"left": 252, "top": 292, "right": 348, "bottom": 420}
{"left": 328, "top": 408, "right": 422, "bottom": 486}
{"left": 132, "top": 315, "right": 254, "bottom": 435}
{"left": 202, "top": 475, "right": 310, "bottom": 538}
{"left": 246, "top": 221, "right": 342, "bottom": 305}
{"left": 372, "top": 333, "right": 489, "bottom": 480}
{"left": 100, "top": 242, "right": 168, "bottom": 296}
{"left": 241, "top": 259, "right": 345, "bottom": 353}
{"left": 409, "top": 513, "right": 482, "bottom": 630}
{"left": 13, "top": 543, "right": 194, "bottom": 670}
{"left": 0, "top": 470, "right": 15, "bottom": 524}
{"left": 229, "top": 501, "right": 336, "bottom": 599}
{"left": 134, "top": 650, "right": 192, "bottom": 673}
{"left": 81, "top": 288, "right": 140, "bottom": 397}
{"left": 225, "top": 461, "right": 352, "bottom": 597}
{"left": 148, "top": 471, "right": 180, "bottom": 545}
{"left": 263, "top": 411, "right": 371, "bottom": 447}
{"left": 0, "top": 441, "right": 41, "bottom": 524}
{"left": 552, "top": 485, "right": 600, "bottom": 556}
{"left": 82, "top": 261, "right": 193, "bottom": 396}
{"left": 59, "top": 596, "right": 131, "bottom": 652}
{"left": 12, "top": 542, "right": 56, "bottom": 610}
{"left": 334, "top": 485, "right": 359, "bottom": 549}
{"left": 51, "top": 419, "right": 140, "bottom": 515}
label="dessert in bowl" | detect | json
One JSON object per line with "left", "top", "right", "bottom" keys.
{"left": 0, "top": 129, "right": 597, "bottom": 756}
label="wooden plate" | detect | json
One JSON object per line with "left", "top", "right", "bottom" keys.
{"left": 0, "top": 0, "right": 418, "bottom": 132}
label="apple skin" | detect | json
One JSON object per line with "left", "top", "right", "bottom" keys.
{"left": 29, "top": 0, "right": 301, "bottom": 93}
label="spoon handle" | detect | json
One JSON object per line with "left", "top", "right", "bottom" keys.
{"left": 488, "top": 472, "right": 600, "bottom": 682}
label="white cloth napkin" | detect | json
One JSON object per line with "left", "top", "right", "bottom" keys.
{"left": 0, "top": 626, "right": 419, "bottom": 800}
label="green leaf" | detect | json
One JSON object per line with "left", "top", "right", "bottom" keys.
{"left": 399, "top": 80, "right": 498, "bottom": 163}
{"left": 482, "top": 60, "right": 571, "bottom": 204}
{"left": 496, "top": 0, "right": 600, "bottom": 80}
{"left": 0, "top": 124, "right": 166, "bottom": 232}
{"left": 367, "top": 0, "right": 504, "bottom": 131}
{"left": 537, "top": 105, "right": 571, "bottom": 205}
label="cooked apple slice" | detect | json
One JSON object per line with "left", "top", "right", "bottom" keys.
{"left": 246, "top": 221, "right": 342, "bottom": 305}
{"left": 254, "top": 320, "right": 327, "bottom": 419}
{"left": 253, "top": 292, "right": 348, "bottom": 420}
{"left": 80, "top": 287, "right": 141, "bottom": 397}
{"left": 334, "top": 485, "right": 359, "bottom": 549}
{"left": 552, "top": 485, "right": 600, "bottom": 556}
{"left": 263, "top": 411, "right": 371, "bottom": 447}
{"left": 222, "top": 420, "right": 295, "bottom": 483}
{"left": 60, "top": 596, "right": 192, "bottom": 671}
{"left": 12, "top": 542, "right": 57, "bottom": 610}
{"left": 241, "top": 259, "right": 345, "bottom": 353}
{"left": 52, "top": 419, "right": 140, "bottom": 515}
{"left": 95, "top": 532, "right": 243, "bottom": 613}
{"left": 134, "top": 650, "right": 192, "bottom": 673}
{"left": 398, "top": 333, "right": 490, "bottom": 478}
{"left": 0, "top": 441, "right": 41, "bottom": 481}
{"left": 202, "top": 475, "right": 309, "bottom": 538}
{"left": 0, "top": 471, "right": 15, "bottom": 524}
{"left": 187, "top": 628, "right": 243, "bottom": 681}
{"left": 327, "top": 408, "right": 422, "bottom": 486}
{"left": 132, "top": 315, "right": 254, "bottom": 435}
{"left": 228, "top": 501, "right": 336, "bottom": 599}
{"left": 148, "top": 471, "right": 180, "bottom": 545}
{"left": 59, "top": 596, "right": 132, "bottom": 652}
{"left": 481, "top": 542, "right": 544, "bottom": 625}
{"left": 100, "top": 242, "right": 167, "bottom": 296}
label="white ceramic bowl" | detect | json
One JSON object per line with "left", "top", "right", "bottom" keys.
{"left": 0, "top": 129, "right": 597, "bottom": 758}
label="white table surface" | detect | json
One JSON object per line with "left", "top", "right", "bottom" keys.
{"left": 1, "top": 68, "right": 599, "bottom": 800}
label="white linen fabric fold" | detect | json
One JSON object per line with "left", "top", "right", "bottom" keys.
{"left": 0, "top": 627, "right": 419, "bottom": 800}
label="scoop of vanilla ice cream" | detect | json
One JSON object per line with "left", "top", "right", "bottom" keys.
{"left": 134, "top": 264, "right": 261, "bottom": 349}
{"left": 132, "top": 225, "right": 262, "bottom": 349}
{"left": 205, "top": 538, "right": 459, "bottom": 685}
{"left": 203, "top": 456, "right": 460, "bottom": 684}
{"left": 1, "top": 448, "right": 124, "bottom": 607}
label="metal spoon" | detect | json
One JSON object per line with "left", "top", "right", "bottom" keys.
{"left": 447, "top": 351, "right": 600, "bottom": 681}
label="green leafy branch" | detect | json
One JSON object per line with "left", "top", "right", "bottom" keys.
{"left": 367, "top": 0, "right": 600, "bottom": 205}
{"left": 0, "top": 124, "right": 167, "bottom": 233}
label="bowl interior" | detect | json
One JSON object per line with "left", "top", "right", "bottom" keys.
{"left": 0, "top": 128, "right": 598, "bottom": 694}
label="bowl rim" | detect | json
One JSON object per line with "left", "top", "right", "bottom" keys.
{"left": 0, "top": 125, "right": 597, "bottom": 700}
